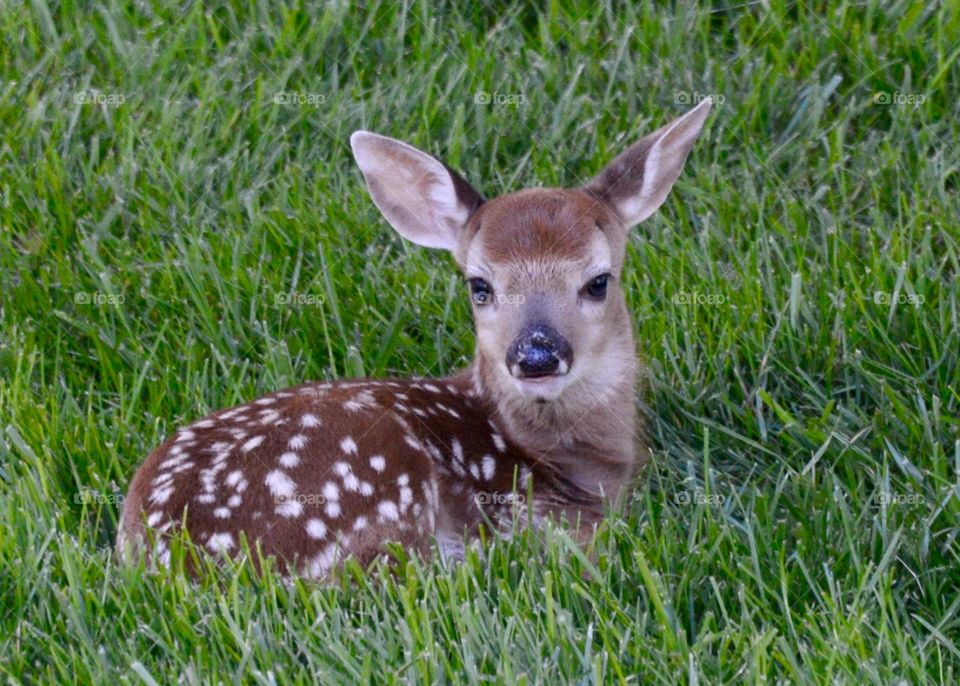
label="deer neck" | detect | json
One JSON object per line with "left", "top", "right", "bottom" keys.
{"left": 466, "top": 333, "right": 641, "bottom": 504}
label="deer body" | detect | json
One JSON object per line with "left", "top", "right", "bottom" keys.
{"left": 118, "top": 100, "right": 712, "bottom": 576}
{"left": 119, "top": 372, "right": 614, "bottom": 573}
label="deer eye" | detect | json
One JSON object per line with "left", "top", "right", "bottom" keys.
{"left": 584, "top": 274, "right": 610, "bottom": 300}
{"left": 468, "top": 278, "right": 492, "bottom": 306}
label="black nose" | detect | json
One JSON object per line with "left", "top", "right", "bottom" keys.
{"left": 506, "top": 324, "right": 573, "bottom": 378}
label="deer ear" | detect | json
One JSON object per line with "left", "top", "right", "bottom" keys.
{"left": 585, "top": 99, "right": 711, "bottom": 228}
{"left": 350, "top": 132, "right": 484, "bottom": 251}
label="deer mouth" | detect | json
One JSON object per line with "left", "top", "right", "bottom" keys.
{"left": 508, "top": 358, "right": 570, "bottom": 380}
{"left": 510, "top": 363, "right": 570, "bottom": 400}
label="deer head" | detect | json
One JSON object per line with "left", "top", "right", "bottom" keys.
{"left": 350, "top": 100, "right": 711, "bottom": 421}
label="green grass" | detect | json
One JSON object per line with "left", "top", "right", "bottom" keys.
{"left": 1, "top": 0, "right": 959, "bottom": 682}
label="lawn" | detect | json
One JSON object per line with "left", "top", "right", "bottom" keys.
{"left": 1, "top": 0, "right": 958, "bottom": 682}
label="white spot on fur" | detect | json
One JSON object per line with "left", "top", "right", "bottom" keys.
{"left": 399, "top": 485, "right": 413, "bottom": 511}
{"left": 225, "top": 470, "right": 244, "bottom": 487}
{"left": 279, "top": 452, "right": 300, "bottom": 468}
{"left": 377, "top": 500, "right": 399, "bottom": 521}
{"left": 325, "top": 501, "right": 342, "bottom": 518}
{"left": 437, "top": 533, "right": 466, "bottom": 562}
{"left": 152, "top": 538, "right": 168, "bottom": 563}
{"left": 309, "top": 542, "right": 340, "bottom": 576}
{"left": 438, "top": 403, "right": 460, "bottom": 418}
{"left": 276, "top": 499, "right": 303, "bottom": 518}
{"left": 152, "top": 472, "right": 173, "bottom": 486}
{"left": 241, "top": 435, "right": 264, "bottom": 453}
{"left": 206, "top": 533, "right": 234, "bottom": 552}
{"left": 340, "top": 436, "right": 357, "bottom": 454}
{"left": 258, "top": 410, "right": 281, "bottom": 425}
{"left": 265, "top": 470, "right": 296, "bottom": 498}
{"left": 520, "top": 465, "right": 532, "bottom": 488}
{"left": 146, "top": 511, "right": 163, "bottom": 527}
{"left": 369, "top": 455, "right": 386, "bottom": 472}
{"left": 403, "top": 434, "right": 424, "bottom": 453}
{"left": 158, "top": 455, "right": 186, "bottom": 470}
{"left": 481, "top": 455, "right": 496, "bottom": 481}
{"left": 192, "top": 419, "right": 216, "bottom": 429}
{"left": 353, "top": 516, "right": 368, "bottom": 531}
{"left": 322, "top": 481, "right": 340, "bottom": 501}
{"left": 149, "top": 486, "right": 174, "bottom": 505}
{"left": 214, "top": 507, "right": 231, "bottom": 518}
{"left": 492, "top": 433, "right": 506, "bottom": 452}
{"left": 228, "top": 494, "right": 242, "bottom": 507}
{"left": 306, "top": 518, "right": 328, "bottom": 539}
{"left": 300, "top": 413, "right": 321, "bottom": 428}
{"left": 288, "top": 434, "right": 308, "bottom": 450}
{"left": 200, "top": 461, "right": 226, "bottom": 483}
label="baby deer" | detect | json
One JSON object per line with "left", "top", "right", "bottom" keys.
{"left": 118, "top": 99, "right": 712, "bottom": 576}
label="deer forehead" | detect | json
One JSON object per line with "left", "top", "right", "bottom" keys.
{"left": 461, "top": 189, "right": 620, "bottom": 279}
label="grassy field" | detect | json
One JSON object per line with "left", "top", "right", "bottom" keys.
{"left": 1, "top": 0, "right": 958, "bottom": 682}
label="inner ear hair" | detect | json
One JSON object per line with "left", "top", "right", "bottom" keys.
{"left": 350, "top": 131, "right": 484, "bottom": 251}
{"left": 583, "top": 98, "right": 712, "bottom": 228}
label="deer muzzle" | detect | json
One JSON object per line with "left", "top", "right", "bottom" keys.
{"left": 506, "top": 323, "right": 573, "bottom": 379}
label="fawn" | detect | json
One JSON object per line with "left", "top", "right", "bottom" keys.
{"left": 118, "top": 99, "right": 712, "bottom": 576}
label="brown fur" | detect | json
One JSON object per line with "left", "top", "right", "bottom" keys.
{"left": 118, "top": 376, "right": 606, "bottom": 575}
